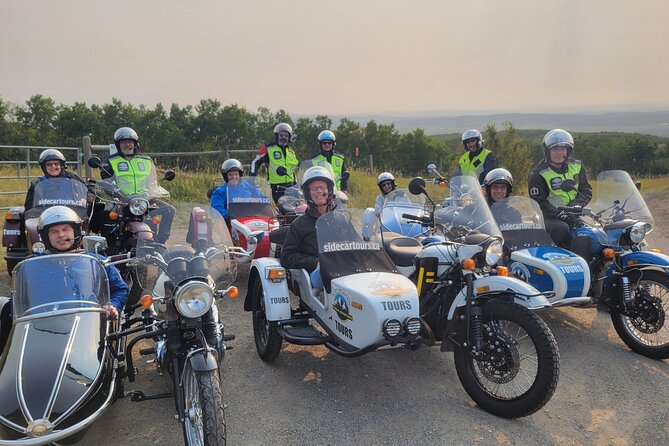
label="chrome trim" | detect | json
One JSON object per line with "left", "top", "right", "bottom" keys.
{"left": 16, "top": 324, "right": 33, "bottom": 425}
{"left": 43, "top": 316, "right": 80, "bottom": 420}
{"left": 14, "top": 307, "right": 105, "bottom": 324}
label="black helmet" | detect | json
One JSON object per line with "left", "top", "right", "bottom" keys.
{"left": 377, "top": 172, "right": 396, "bottom": 193}
{"left": 484, "top": 168, "right": 513, "bottom": 202}
{"left": 113, "top": 127, "right": 140, "bottom": 155}
{"left": 220, "top": 158, "right": 244, "bottom": 182}
{"left": 38, "top": 149, "right": 66, "bottom": 176}
{"left": 37, "top": 205, "right": 83, "bottom": 252}
{"left": 301, "top": 166, "right": 335, "bottom": 207}
{"left": 542, "top": 129, "right": 574, "bottom": 160}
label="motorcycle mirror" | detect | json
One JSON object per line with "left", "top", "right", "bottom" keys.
{"left": 164, "top": 170, "right": 176, "bottom": 181}
{"left": 206, "top": 187, "right": 216, "bottom": 199}
{"left": 427, "top": 163, "right": 437, "bottom": 173}
{"left": 559, "top": 179, "right": 576, "bottom": 192}
{"left": 408, "top": 177, "right": 427, "bottom": 196}
{"left": 82, "top": 235, "right": 108, "bottom": 254}
{"left": 635, "top": 181, "right": 641, "bottom": 191}
{"left": 88, "top": 156, "right": 102, "bottom": 168}
{"left": 340, "top": 171, "right": 351, "bottom": 181}
{"left": 276, "top": 166, "right": 288, "bottom": 176}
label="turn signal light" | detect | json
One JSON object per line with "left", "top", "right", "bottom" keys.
{"left": 650, "top": 248, "right": 662, "bottom": 253}
{"left": 109, "top": 211, "right": 119, "bottom": 220}
{"left": 603, "top": 248, "right": 616, "bottom": 260}
{"left": 140, "top": 295, "right": 154, "bottom": 307}
{"left": 496, "top": 266, "right": 509, "bottom": 277}
{"left": 462, "top": 259, "right": 475, "bottom": 271}
{"left": 228, "top": 286, "right": 239, "bottom": 298}
{"left": 438, "top": 181, "right": 446, "bottom": 187}
{"left": 152, "top": 216, "right": 161, "bottom": 225}
{"left": 266, "top": 267, "right": 286, "bottom": 281}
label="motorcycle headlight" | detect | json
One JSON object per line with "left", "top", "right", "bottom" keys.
{"left": 128, "top": 198, "right": 149, "bottom": 216}
{"left": 485, "top": 240, "right": 503, "bottom": 266}
{"left": 629, "top": 222, "right": 652, "bottom": 244}
{"left": 174, "top": 281, "right": 214, "bottom": 318}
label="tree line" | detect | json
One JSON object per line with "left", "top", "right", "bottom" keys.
{"left": 1, "top": 95, "right": 667, "bottom": 183}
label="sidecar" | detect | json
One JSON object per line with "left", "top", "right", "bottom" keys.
{"left": 0, "top": 254, "right": 121, "bottom": 445}
{"left": 492, "top": 196, "right": 592, "bottom": 306}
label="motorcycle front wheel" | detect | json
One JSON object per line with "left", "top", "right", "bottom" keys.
{"left": 611, "top": 269, "right": 669, "bottom": 359}
{"left": 183, "top": 366, "right": 226, "bottom": 446}
{"left": 453, "top": 300, "right": 560, "bottom": 418}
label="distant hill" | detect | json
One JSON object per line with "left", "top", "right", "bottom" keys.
{"left": 331, "top": 110, "right": 669, "bottom": 137}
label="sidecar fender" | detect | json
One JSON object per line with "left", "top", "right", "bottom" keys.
{"left": 245, "top": 257, "right": 291, "bottom": 321}
{"left": 620, "top": 250, "right": 669, "bottom": 271}
{"left": 447, "top": 275, "right": 551, "bottom": 320}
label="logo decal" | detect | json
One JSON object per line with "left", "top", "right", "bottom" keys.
{"left": 550, "top": 177, "right": 562, "bottom": 190}
{"left": 333, "top": 292, "right": 353, "bottom": 321}
{"left": 137, "top": 162, "right": 146, "bottom": 171}
{"left": 273, "top": 151, "right": 282, "bottom": 160}
{"left": 530, "top": 187, "right": 539, "bottom": 196}
{"left": 542, "top": 252, "right": 574, "bottom": 265}
{"left": 510, "top": 262, "right": 531, "bottom": 282}
{"left": 117, "top": 162, "right": 129, "bottom": 171}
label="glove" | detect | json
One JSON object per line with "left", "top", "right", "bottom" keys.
{"left": 556, "top": 210, "right": 571, "bottom": 221}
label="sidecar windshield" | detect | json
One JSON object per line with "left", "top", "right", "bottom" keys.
{"left": 24, "top": 177, "right": 89, "bottom": 220}
{"left": 434, "top": 175, "right": 502, "bottom": 242}
{"left": 589, "top": 170, "right": 654, "bottom": 227}
{"left": 227, "top": 177, "right": 274, "bottom": 219}
{"left": 380, "top": 189, "right": 431, "bottom": 237}
{"left": 492, "top": 196, "right": 554, "bottom": 249}
{"left": 12, "top": 254, "right": 110, "bottom": 319}
{"left": 316, "top": 210, "right": 398, "bottom": 291}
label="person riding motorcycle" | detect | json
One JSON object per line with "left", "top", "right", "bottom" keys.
{"left": 528, "top": 129, "right": 592, "bottom": 248}
{"left": 280, "top": 166, "right": 338, "bottom": 290}
{"left": 484, "top": 168, "right": 523, "bottom": 226}
{"left": 210, "top": 158, "right": 265, "bottom": 221}
{"left": 250, "top": 122, "right": 300, "bottom": 204}
{"left": 310, "top": 130, "right": 349, "bottom": 192}
{"left": 24, "top": 149, "right": 86, "bottom": 211}
{"left": 374, "top": 172, "right": 397, "bottom": 216}
{"left": 454, "top": 129, "right": 498, "bottom": 185}
{"left": 99, "top": 127, "right": 175, "bottom": 244}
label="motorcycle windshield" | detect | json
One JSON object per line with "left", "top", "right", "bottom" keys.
{"left": 434, "top": 175, "right": 503, "bottom": 242}
{"left": 491, "top": 196, "right": 554, "bottom": 249}
{"left": 11, "top": 254, "right": 110, "bottom": 319}
{"left": 227, "top": 177, "right": 274, "bottom": 219}
{"left": 97, "top": 167, "right": 170, "bottom": 201}
{"left": 136, "top": 204, "right": 237, "bottom": 302}
{"left": 380, "top": 189, "right": 431, "bottom": 237}
{"left": 589, "top": 170, "right": 654, "bottom": 227}
{"left": 316, "top": 210, "right": 397, "bottom": 291}
{"left": 276, "top": 185, "right": 305, "bottom": 215}
{"left": 25, "top": 177, "right": 89, "bottom": 220}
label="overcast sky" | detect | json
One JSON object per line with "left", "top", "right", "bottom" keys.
{"left": 1, "top": 0, "right": 668, "bottom": 116}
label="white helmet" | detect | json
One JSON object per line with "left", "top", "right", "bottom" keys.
{"left": 38, "top": 206, "right": 83, "bottom": 252}
{"left": 113, "top": 127, "right": 140, "bottom": 153}
{"left": 377, "top": 172, "right": 396, "bottom": 193}
{"left": 220, "top": 158, "right": 244, "bottom": 182}
{"left": 38, "top": 149, "right": 66, "bottom": 176}
{"left": 461, "top": 129, "right": 483, "bottom": 150}
{"left": 301, "top": 166, "right": 335, "bottom": 206}
{"left": 542, "top": 129, "right": 574, "bottom": 160}
{"left": 273, "top": 123, "right": 293, "bottom": 147}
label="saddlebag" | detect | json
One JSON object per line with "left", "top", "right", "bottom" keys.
{"left": 2, "top": 207, "right": 24, "bottom": 248}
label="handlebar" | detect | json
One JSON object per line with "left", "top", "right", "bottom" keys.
{"left": 402, "top": 213, "right": 432, "bottom": 224}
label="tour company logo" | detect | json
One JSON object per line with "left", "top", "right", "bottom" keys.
{"left": 322, "top": 241, "right": 380, "bottom": 252}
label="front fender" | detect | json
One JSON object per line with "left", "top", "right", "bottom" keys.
{"left": 244, "top": 257, "right": 291, "bottom": 321}
{"left": 188, "top": 349, "right": 218, "bottom": 372}
{"left": 447, "top": 275, "right": 551, "bottom": 320}
{"left": 620, "top": 250, "right": 669, "bottom": 270}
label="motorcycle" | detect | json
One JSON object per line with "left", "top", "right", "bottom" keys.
{"left": 554, "top": 170, "right": 669, "bottom": 359}
{"left": 378, "top": 175, "right": 560, "bottom": 418}
{"left": 3, "top": 177, "right": 91, "bottom": 275}
{"left": 87, "top": 155, "right": 175, "bottom": 306}
{"left": 114, "top": 203, "right": 240, "bottom": 445}
{"left": 0, "top": 236, "right": 129, "bottom": 445}
{"left": 227, "top": 177, "right": 278, "bottom": 261}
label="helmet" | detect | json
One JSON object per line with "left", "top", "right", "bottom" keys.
{"left": 461, "top": 129, "right": 483, "bottom": 150}
{"left": 220, "top": 158, "right": 244, "bottom": 182}
{"left": 273, "top": 123, "right": 293, "bottom": 147}
{"left": 113, "top": 127, "right": 140, "bottom": 154}
{"left": 37, "top": 205, "right": 83, "bottom": 252}
{"left": 484, "top": 168, "right": 513, "bottom": 201}
{"left": 317, "top": 130, "right": 336, "bottom": 150}
{"left": 301, "top": 166, "right": 335, "bottom": 206}
{"left": 38, "top": 149, "right": 66, "bottom": 176}
{"left": 542, "top": 129, "right": 574, "bottom": 160}
{"left": 377, "top": 172, "right": 396, "bottom": 193}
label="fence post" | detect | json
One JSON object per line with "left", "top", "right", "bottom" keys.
{"left": 82, "top": 136, "right": 92, "bottom": 178}
{"left": 369, "top": 154, "right": 374, "bottom": 174}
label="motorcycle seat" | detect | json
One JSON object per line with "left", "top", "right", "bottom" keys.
{"left": 383, "top": 233, "right": 422, "bottom": 267}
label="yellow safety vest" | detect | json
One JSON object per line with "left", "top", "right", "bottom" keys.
{"left": 539, "top": 161, "right": 582, "bottom": 207}
{"left": 267, "top": 145, "right": 299, "bottom": 184}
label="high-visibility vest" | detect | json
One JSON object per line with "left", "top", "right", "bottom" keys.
{"left": 267, "top": 145, "right": 298, "bottom": 184}
{"left": 108, "top": 155, "right": 154, "bottom": 195}
{"left": 311, "top": 153, "right": 345, "bottom": 189}
{"left": 538, "top": 161, "right": 582, "bottom": 207}
{"left": 458, "top": 148, "right": 492, "bottom": 178}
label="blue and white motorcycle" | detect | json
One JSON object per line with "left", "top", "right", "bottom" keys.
{"left": 549, "top": 170, "right": 669, "bottom": 359}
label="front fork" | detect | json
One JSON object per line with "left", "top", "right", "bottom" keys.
{"left": 464, "top": 273, "right": 485, "bottom": 355}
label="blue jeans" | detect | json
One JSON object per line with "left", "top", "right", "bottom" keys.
{"left": 310, "top": 266, "right": 323, "bottom": 290}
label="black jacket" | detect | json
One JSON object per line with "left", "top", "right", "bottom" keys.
{"left": 528, "top": 159, "right": 592, "bottom": 219}
{"left": 280, "top": 207, "right": 321, "bottom": 272}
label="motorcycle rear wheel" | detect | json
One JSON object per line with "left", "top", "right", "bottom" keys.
{"left": 611, "top": 270, "right": 669, "bottom": 359}
{"left": 453, "top": 301, "right": 560, "bottom": 418}
{"left": 183, "top": 367, "right": 226, "bottom": 446}
{"left": 251, "top": 281, "right": 283, "bottom": 362}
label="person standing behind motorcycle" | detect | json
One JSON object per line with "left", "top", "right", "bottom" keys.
{"left": 484, "top": 168, "right": 523, "bottom": 226}
{"left": 310, "top": 130, "right": 349, "bottom": 192}
{"left": 454, "top": 129, "right": 498, "bottom": 185}
{"left": 39, "top": 206, "right": 128, "bottom": 320}
{"left": 24, "top": 149, "right": 86, "bottom": 211}
{"left": 281, "top": 166, "right": 337, "bottom": 290}
{"left": 374, "top": 172, "right": 398, "bottom": 216}
{"left": 250, "top": 123, "right": 299, "bottom": 204}
{"left": 528, "top": 129, "right": 592, "bottom": 248}
{"left": 211, "top": 158, "right": 264, "bottom": 222}
{"left": 100, "top": 127, "right": 175, "bottom": 244}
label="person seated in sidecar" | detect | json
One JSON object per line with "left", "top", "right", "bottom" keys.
{"left": 210, "top": 158, "right": 268, "bottom": 222}
{"left": 281, "top": 165, "right": 338, "bottom": 290}
{"left": 374, "top": 172, "right": 410, "bottom": 217}
{"left": 484, "top": 168, "right": 523, "bottom": 226}
{"left": 24, "top": 149, "right": 87, "bottom": 211}
{"left": 528, "top": 129, "right": 592, "bottom": 248}
{"left": 36, "top": 206, "right": 128, "bottom": 320}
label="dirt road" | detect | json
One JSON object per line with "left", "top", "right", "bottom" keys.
{"left": 2, "top": 191, "right": 668, "bottom": 446}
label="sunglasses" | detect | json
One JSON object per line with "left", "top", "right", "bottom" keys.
{"left": 321, "top": 141, "right": 334, "bottom": 146}
{"left": 45, "top": 161, "right": 62, "bottom": 167}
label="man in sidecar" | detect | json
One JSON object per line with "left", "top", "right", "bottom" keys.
{"left": 374, "top": 171, "right": 401, "bottom": 216}
{"left": 211, "top": 158, "right": 268, "bottom": 222}
{"left": 24, "top": 149, "right": 87, "bottom": 211}
{"left": 484, "top": 168, "right": 523, "bottom": 226}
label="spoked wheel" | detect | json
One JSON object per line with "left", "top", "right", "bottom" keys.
{"left": 251, "top": 281, "right": 283, "bottom": 362}
{"left": 183, "top": 366, "right": 226, "bottom": 446}
{"left": 611, "top": 270, "right": 669, "bottom": 359}
{"left": 453, "top": 301, "right": 560, "bottom": 418}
